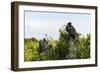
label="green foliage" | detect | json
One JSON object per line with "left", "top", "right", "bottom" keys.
{"left": 54, "top": 29, "right": 70, "bottom": 59}
{"left": 77, "top": 34, "right": 90, "bottom": 59}
{"left": 24, "top": 38, "right": 40, "bottom": 61}
{"left": 24, "top": 28, "right": 90, "bottom": 61}
{"left": 39, "top": 47, "right": 57, "bottom": 60}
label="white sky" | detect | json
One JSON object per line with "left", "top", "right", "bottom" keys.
{"left": 24, "top": 11, "right": 91, "bottom": 40}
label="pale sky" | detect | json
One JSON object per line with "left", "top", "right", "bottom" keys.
{"left": 24, "top": 11, "right": 91, "bottom": 40}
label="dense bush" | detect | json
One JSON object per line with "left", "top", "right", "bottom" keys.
{"left": 77, "top": 34, "right": 90, "bottom": 59}
{"left": 24, "top": 28, "right": 90, "bottom": 61}
{"left": 24, "top": 38, "right": 40, "bottom": 61}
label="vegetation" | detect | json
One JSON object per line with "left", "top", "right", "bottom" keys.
{"left": 24, "top": 28, "right": 90, "bottom": 61}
